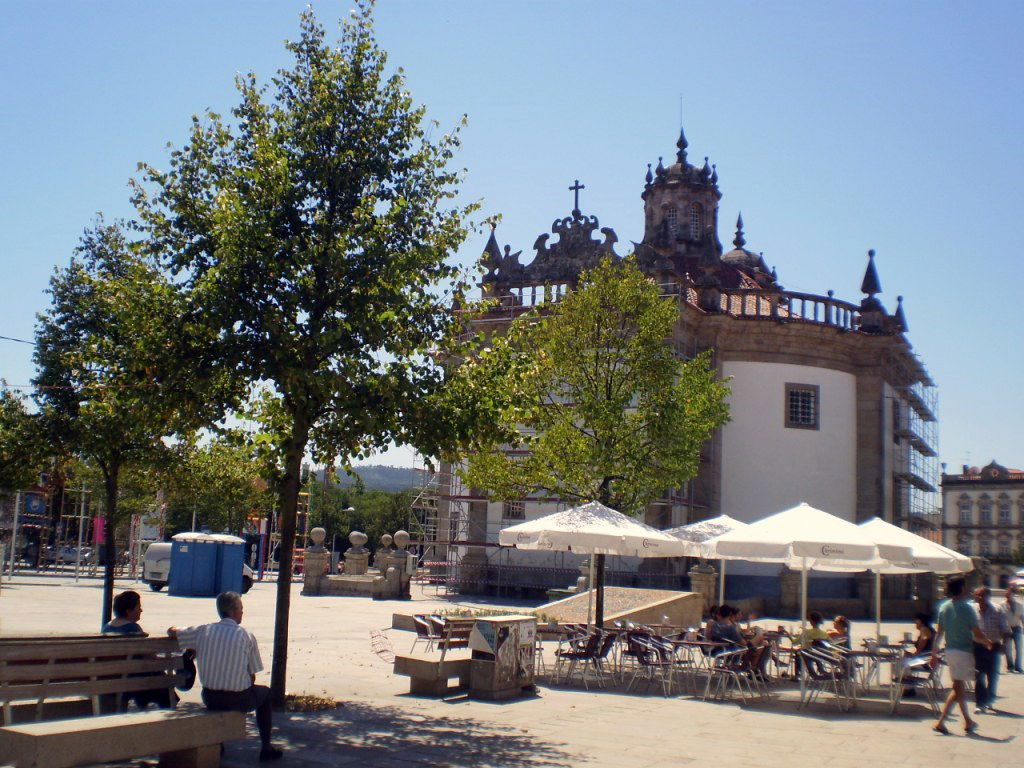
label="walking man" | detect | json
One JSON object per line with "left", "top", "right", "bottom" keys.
{"left": 168, "top": 591, "right": 283, "bottom": 762}
{"left": 931, "top": 577, "right": 992, "bottom": 734}
{"left": 973, "top": 586, "right": 1009, "bottom": 713}
{"left": 1002, "top": 588, "right": 1023, "bottom": 673}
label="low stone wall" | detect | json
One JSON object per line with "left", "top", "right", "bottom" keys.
{"left": 533, "top": 587, "right": 703, "bottom": 629}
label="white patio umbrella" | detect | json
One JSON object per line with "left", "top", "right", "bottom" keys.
{"left": 499, "top": 501, "right": 687, "bottom": 624}
{"left": 708, "top": 503, "right": 914, "bottom": 628}
{"left": 820, "top": 517, "right": 972, "bottom": 638}
{"left": 666, "top": 514, "right": 749, "bottom": 603}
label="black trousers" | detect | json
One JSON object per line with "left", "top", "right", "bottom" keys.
{"left": 202, "top": 685, "right": 273, "bottom": 746}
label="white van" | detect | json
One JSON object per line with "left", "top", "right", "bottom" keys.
{"left": 143, "top": 541, "right": 254, "bottom": 593}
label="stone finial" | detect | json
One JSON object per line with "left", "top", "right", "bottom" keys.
{"left": 348, "top": 530, "right": 368, "bottom": 551}
{"left": 393, "top": 530, "right": 410, "bottom": 550}
{"left": 379, "top": 533, "right": 393, "bottom": 549}
{"left": 645, "top": 163, "right": 653, "bottom": 184}
{"left": 701, "top": 156, "right": 712, "bottom": 180}
{"left": 893, "top": 295, "right": 908, "bottom": 332}
{"left": 710, "top": 163, "right": 718, "bottom": 185}
{"left": 861, "top": 249, "right": 882, "bottom": 296}
{"left": 309, "top": 527, "right": 326, "bottom": 549}
{"left": 676, "top": 124, "right": 688, "bottom": 164}
{"left": 655, "top": 156, "right": 665, "bottom": 177}
{"left": 733, "top": 212, "right": 746, "bottom": 249}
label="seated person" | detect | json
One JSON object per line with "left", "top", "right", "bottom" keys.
{"left": 102, "top": 591, "right": 174, "bottom": 710}
{"left": 827, "top": 615, "right": 851, "bottom": 648}
{"left": 791, "top": 610, "right": 830, "bottom": 648}
{"left": 702, "top": 605, "right": 721, "bottom": 643}
{"left": 910, "top": 612, "right": 935, "bottom": 656}
{"left": 103, "top": 590, "right": 148, "bottom": 636}
{"left": 709, "top": 605, "right": 744, "bottom": 647}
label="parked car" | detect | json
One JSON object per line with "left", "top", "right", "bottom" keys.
{"left": 143, "top": 542, "right": 254, "bottom": 593}
{"left": 40, "top": 545, "right": 93, "bottom": 565}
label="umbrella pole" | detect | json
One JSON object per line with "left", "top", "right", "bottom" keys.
{"left": 875, "top": 569, "right": 882, "bottom": 640}
{"left": 800, "top": 558, "right": 808, "bottom": 630}
{"left": 587, "top": 555, "right": 596, "bottom": 626}
{"left": 719, "top": 560, "right": 726, "bottom": 604}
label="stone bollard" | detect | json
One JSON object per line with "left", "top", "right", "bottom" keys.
{"left": 779, "top": 567, "right": 802, "bottom": 617}
{"left": 344, "top": 531, "right": 370, "bottom": 576}
{"left": 688, "top": 563, "right": 717, "bottom": 611}
{"left": 302, "top": 527, "right": 330, "bottom": 596}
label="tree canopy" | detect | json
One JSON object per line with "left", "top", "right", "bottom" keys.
{"left": 130, "top": 3, "right": 504, "bottom": 704}
{"left": 461, "top": 257, "right": 731, "bottom": 624}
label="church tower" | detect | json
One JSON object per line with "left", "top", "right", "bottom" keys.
{"left": 640, "top": 125, "right": 722, "bottom": 260}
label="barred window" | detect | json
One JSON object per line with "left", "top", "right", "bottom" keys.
{"left": 689, "top": 203, "right": 703, "bottom": 239}
{"left": 980, "top": 539, "right": 991, "bottom": 557}
{"left": 666, "top": 208, "right": 678, "bottom": 236}
{"left": 502, "top": 500, "right": 525, "bottom": 520}
{"left": 999, "top": 540, "right": 1011, "bottom": 557}
{"left": 785, "top": 383, "right": 820, "bottom": 430}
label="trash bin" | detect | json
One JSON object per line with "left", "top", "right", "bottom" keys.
{"left": 169, "top": 533, "right": 246, "bottom": 597}
{"left": 468, "top": 615, "right": 537, "bottom": 700}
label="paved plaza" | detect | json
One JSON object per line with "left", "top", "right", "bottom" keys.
{"left": 1, "top": 573, "right": 1021, "bottom": 767}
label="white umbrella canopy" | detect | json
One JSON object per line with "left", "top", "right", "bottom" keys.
{"left": 499, "top": 501, "right": 686, "bottom": 626}
{"left": 711, "top": 502, "right": 913, "bottom": 569}
{"left": 667, "top": 514, "right": 749, "bottom": 604}
{"left": 498, "top": 501, "right": 687, "bottom": 557}
{"left": 709, "top": 503, "right": 915, "bottom": 628}
{"left": 666, "top": 514, "right": 748, "bottom": 559}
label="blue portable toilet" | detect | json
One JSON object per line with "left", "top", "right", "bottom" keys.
{"left": 169, "top": 533, "right": 219, "bottom": 596}
{"left": 211, "top": 534, "right": 245, "bottom": 594}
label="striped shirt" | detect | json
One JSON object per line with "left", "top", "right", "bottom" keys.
{"left": 175, "top": 618, "right": 263, "bottom": 692}
{"left": 975, "top": 601, "right": 1010, "bottom": 644}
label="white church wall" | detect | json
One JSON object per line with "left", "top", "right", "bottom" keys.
{"left": 720, "top": 361, "right": 858, "bottom": 525}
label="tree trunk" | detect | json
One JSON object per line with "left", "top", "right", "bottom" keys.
{"left": 269, "top": 416, "right": 310, "bottom": 709}
{"left": 101, "top": 464, "right": 119, "bottom": 627}
{"left": 594, "top": 552, "right": 606, "bottom": 628}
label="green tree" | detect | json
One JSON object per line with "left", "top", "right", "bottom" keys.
{"left": 132, "top": 5, "right": 507, "bottom": 705}
{"left": 33, "top": 220, "right": 201, "bottom": 625}
{"left": 162, "top": 436, "right": 273, "bottom": 536}
{"left": 0, "top": 389, "right": 47, "bottom": 492}
{"left": 461, "top": 257, "right": 731, "bottom": 626}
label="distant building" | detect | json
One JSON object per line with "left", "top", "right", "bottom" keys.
{"left": 941, "top": 461, "right": 1024, "bottom": 560}
{"left": 416, "top": 124, "right": 939, "bottom": 597}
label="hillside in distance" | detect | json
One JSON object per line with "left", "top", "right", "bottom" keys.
{"left": 323, "top": 465, "right": 420, "bottom": 492}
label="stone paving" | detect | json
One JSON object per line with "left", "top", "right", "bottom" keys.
{"left": 0, "top": 573, "right": 1020, "bottom": 766}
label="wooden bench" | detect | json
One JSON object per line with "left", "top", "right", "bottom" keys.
{"left": 393, "top": 618, "right": 475, "bottom": 696}
{"left": 0, "top": 636, "right": 244, "bottom": 767}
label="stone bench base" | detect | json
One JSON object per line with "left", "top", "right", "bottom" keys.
{"left": 393, "top": 655, "right": 471, "bottom": 696}
{"left": 0, "top": 708, "right": 245, "bottom": 768}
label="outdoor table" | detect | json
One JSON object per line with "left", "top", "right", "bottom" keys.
{"left": 849, "top": 643, "right": 908, "bottom": 691}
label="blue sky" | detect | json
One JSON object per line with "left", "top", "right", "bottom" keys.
{"left": 1, "top": 1, "right": 1021, "bottom": 473}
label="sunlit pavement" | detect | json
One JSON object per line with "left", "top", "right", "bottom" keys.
{"left": 1, "top": 574, "right": 1020, "bottom": 767}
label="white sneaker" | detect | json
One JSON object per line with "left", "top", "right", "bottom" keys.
{"left": 974, "top": 707, "right": 986, "bottom": 714}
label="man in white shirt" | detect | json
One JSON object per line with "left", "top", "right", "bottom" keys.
{"left": 168, "top": 591, "right": 282, "bottom": 762}
{"left": 1003, "top": 588, "right": 1024, "bottom": 673}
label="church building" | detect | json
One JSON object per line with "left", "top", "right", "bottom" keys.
{"left": 418, "top": 125, "right": 939, "bottom": 599}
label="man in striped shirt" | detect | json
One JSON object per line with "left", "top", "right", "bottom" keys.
{"left": 168, "top": 591, "right": 282, "bottom": 762}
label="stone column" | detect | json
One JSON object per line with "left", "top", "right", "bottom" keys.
{"left": 302, "top": 528, "right": 329, "bottom": 596}
{"left": 779, "top": 567, "right": 802, "bottom": 617}
{"left": 343, "top": 531, "right": 370, "bottom": 575}
{"left": 688, "top": 564, "right": 717, "bottom": 611}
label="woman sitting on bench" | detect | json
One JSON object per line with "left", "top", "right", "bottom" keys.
{"left": 102, "top": 590, "right": 175, "bottom": 710}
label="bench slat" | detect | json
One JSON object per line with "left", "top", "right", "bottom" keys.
{"left": 0, "top": 657, "right": 179, "bottom": 683}
{"left": 0, "top": 673, "right": 176, "bottom": 703}
{"left": 0, "top": 638, "right": 177, "bottom": 662}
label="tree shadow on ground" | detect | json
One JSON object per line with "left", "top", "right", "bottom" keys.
{"left": 222, "top": 699, "right": 576, "bottom": 767}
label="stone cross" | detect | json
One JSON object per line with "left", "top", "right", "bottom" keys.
{"left": 569, "top": 179, "right": 585, "bottom": 214}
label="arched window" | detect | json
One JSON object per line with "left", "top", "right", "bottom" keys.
{"left": 979, "top": 494, "right": 993, "bottom": 525}
{"left": 689, "top": 203, "right": 703, "bottom": 240}
{"left": 999, "top": 493, "right": 1012, "bottom": 524}
{"left": 666, "top": 208, "right": 678, "bottom": 236}
{"left": 958, "top": 494, "right": 972, "bottom": 524}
